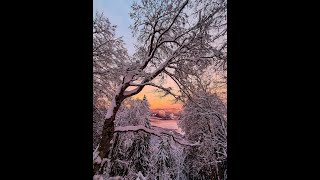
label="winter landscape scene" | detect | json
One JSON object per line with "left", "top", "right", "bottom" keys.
{"left": 93, "top": 0, "right": 227, "bottom": 179}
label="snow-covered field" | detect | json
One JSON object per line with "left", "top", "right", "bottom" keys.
{"left": 150, "top": 118, "right": 182, "bottom": 134}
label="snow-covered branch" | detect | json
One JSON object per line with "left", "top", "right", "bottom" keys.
{"left": 123, "top": 48, "right": 182, "bottom": 98}
{"left": 157, "top": 0, "right": 189, "bottom": 43}
{"left": 129, "top": 82, "right": 180, "bottom": 100}
{"left": 123, "top": 86, "right": 144, "bottom": 98}
{"left": 140, "top": 0, "right": 189, "bottom": 70}
{"left": 115, "top": 125, "right": 200, "bottom": 147}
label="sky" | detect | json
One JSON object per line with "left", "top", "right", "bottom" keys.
{"left": 93, "top": 0, "right": 182, "bottom": 109}
{"left": 93, "top": 0, "right": 226, "bottom": 109}
{"left": 133, "top": 79, "right": 183, "bottom": 110}
{"left": 93, "top": 0, "right": 135, "bottom": 55}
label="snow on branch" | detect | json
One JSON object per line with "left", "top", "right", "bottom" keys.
{"left": 123, "top": 87, "right": 140, "bottom": 97}
{"left": 115, "top": 125, "right": 200, "bottom": 147}
{"left": 123, "top": 51, "right": 180, "bottom": 98}
{"left": 140, "top": 0, "right": 189, "bottom": 70}
{"left": 157, "top": 0, "right": 189, "bottom": 43}
{"left": 129, "top": 82, "right": 180, "bottom": 100}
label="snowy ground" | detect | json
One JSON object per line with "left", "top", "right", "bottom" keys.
{"left": 150, "top": 118, "right": 183, "bottom": 134}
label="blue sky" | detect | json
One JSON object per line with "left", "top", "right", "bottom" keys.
{"left": 93, "top": 0, "right": 136, "bottom": 55}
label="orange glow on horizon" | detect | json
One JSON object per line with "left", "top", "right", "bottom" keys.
{"left": 133, "top": 85, "right": 183, "bottom": 109}
{"left": 132, "top": 76, "right": 227, "bottom": 109}
{"left": 98, "top": 74, "right": 226, "bottom": 110}
{"left": 131, "top": 76, "right": 183, "bottom": 109}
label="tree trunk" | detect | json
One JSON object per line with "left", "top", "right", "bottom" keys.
{"left": 93, "top": 80, "right": 144, "bottom": 175}
{"left": 94, "top": 95, "right": 124, "bottom": 175}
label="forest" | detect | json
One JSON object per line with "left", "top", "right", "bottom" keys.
{"left": 93, "top": 0, "right": 227, "bottom": 179}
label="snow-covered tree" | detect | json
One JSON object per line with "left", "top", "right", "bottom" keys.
{"left": 106, "top": 98, "right": 151, "bottom": 178}
{"left": 93, "top": 12, "right": 130, "bottom": 105}
{"left": 93, "top": 12, "right": 130, "bottom": 158}
{"left": 150, "top": 136, "right": 186, "bottom": 180}
{"left": 142, "top": 95, "right": 151, "bottom": 128}
{"left": 152, "top": 137, "right": 176, "bottom": 180}
{"left": 93, "top": 106, "right": 104, "bottom": 151}
{"left": 94, "top": 0, "right": 227, "bottom": 175}
{"left": 178, "top": 92, "right": 227, "bottom": 180}
{"left": 126, "top": 131, "right": 150, "bottom": 176}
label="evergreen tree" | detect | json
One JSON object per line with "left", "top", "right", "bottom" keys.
{"left": 142, "top": 95, "right": 151, "bottom": 128}
{"left": 127, "top": 97, "right": 151, "bottom": 176}
{"left": 127, "top": 132, "right": 150, "bottom": 176}
{"left": 153, "top": 137, "right": 176, "bottom": 180}
{"left": 109, "top": 98, "right": 152, "bottom": 177}
{"left": 179, "top": 92, "right": 227, "bottom": 180}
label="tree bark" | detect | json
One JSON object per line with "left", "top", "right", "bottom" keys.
{"left": 93, "top": 95, "right": 124, "bottom": 175}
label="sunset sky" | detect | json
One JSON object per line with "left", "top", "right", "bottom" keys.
{"left": 132, "top": 78, "right": 183, "bottom": 109}
{"left": 93, "top": 0, "right": 226, "bottom": 109}
{"left": 93, "top": 0, "right": 182, "bottom": 109}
